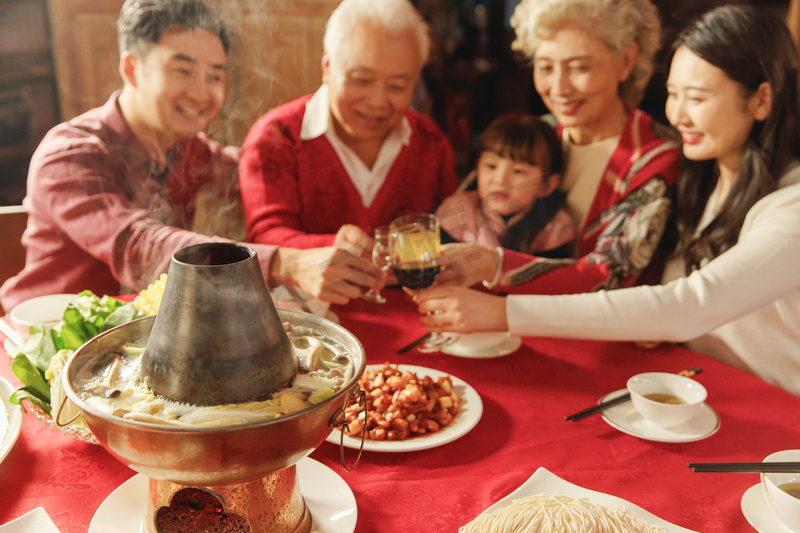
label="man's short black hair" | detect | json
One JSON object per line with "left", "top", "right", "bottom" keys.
{"left": 117, "top": 0, "right": 229, "bottom": 56}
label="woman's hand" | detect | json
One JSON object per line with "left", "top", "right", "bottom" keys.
{"left": 634, "top": 340, "right": 664, "bottom": 350}
{"left": 436, "top": 243, "right": 501, "bottom": 287}
{"left": 411, "top": 285, "right": 508, "bottom": 333}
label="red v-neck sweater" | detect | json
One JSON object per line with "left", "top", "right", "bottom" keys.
{"left": 239, "top": 95, "right": 457, "bottom": 248}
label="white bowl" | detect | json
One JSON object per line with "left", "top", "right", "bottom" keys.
{"left": 627, "top": 372, "right": 707, "bottom": 428}
{"left": 762, "top": 450, "right": 800, "bottom": 532}
{"left": 9, "top": 294, "right": 78, "bottom": 336}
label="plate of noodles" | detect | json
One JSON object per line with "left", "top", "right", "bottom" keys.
{"left": 459, "top": 467, "right": 699, "bottom": 533}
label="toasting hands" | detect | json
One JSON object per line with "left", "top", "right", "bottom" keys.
{"left": 270, "top": 225, "right": 385, "bottom": 304}
{"left": 333, "top": 224, "right": 374, "bottom": 257}
{"left": 411, "top": 286, "right": 508, "bottom": 333}
{"left": 435, "top": 243, "right": 501, "bottom": 287}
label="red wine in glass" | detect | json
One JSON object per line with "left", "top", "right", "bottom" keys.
{"left": 393, "top": 261, "right": 441, "bottom": 289}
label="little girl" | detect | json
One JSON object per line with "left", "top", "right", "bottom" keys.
{"left": 436, "top": 113, "right": 574, "bottom": 257}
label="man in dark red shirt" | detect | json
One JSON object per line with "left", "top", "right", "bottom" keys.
{"left": 0, "top": 0, "right": 382, "bottom": 311}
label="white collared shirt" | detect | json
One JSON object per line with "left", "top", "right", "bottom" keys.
{"left": 300, "top": 84, "right": 412, "bottom": 208}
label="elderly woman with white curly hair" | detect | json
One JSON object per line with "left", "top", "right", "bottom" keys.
{"left": 436, "top": 0, "right": 681, "bottom": 296}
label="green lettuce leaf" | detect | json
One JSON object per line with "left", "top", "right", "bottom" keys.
{"left": 10, "top": 388, "right": 51, "bottom": 416}
{"left": 11, "top": 353, "right": 50, "bottom": 404}
{"left": 8, "top": 290, "right": 144, "bottom": 417}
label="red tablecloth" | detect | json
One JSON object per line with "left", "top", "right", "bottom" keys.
{"left": 2, "top": 288, "right": 798, "bottom": 532}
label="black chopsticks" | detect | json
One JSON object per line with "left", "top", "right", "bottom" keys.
{"left": 688, "top": 462, "right": 800, "bottom": 473}
{"left": 565, "top": 392, "right": 631, "bottom": 422}
{"left": 564, "top": 367, "right": 703, "bottom": 422}
{"left": 284, "top": 285, "right": 314, "bottom": 314}
{"left": 397, "top": 333, "right": 431, "bottom": 354}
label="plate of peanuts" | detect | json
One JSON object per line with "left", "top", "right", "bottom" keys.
{"left": 326, "top": 363, "right": 483, "bottom": 452}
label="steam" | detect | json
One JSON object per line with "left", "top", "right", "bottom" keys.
{"left": 211, "top": 0, "right": 320, "bottom": 147}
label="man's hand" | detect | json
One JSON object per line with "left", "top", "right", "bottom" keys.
{"left": 333, "top": 224, "right": 372, "bottom": 257}
{"left": 270, "top": 246, "right": 383, "bottom": 305}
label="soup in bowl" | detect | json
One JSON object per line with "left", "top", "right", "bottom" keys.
{"left": 762, "top": 450, "right": 800, "bottom": 531}
{"left": 627, "top": 372, "right": 707, "bottom": 428}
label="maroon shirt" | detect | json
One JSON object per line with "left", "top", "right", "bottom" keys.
{"left": 0, "top": 92, "right": 277, "bottom": 310}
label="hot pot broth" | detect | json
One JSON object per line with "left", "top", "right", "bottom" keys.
{"left": 74, "top": 324, "right": 353, "bottom": 427}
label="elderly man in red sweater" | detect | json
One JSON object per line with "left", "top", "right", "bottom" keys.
{"left": 238, "top": 0, "right": 458, "bottom": 250}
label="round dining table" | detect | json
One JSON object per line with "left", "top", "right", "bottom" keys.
{"left": 1, "top": 287, "right": 798, "bottom": 532}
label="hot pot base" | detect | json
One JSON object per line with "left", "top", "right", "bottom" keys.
{"left": 144, "top": 465, "right": 311, "bottom": 533}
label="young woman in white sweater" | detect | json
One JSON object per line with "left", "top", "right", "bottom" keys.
{"left": 414, "top": 5, "right": 800, "bottom": 396}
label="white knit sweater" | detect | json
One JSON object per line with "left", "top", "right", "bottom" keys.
{"left": 507, "top": 164, "right": 800, "bottom": 395}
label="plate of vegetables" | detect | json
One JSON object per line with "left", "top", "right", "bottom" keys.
{"left": 6, "top": 276, "right": 165, "bottom": 443}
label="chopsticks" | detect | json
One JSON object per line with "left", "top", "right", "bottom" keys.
{"left": 0, "top": 318, "right": 24, "bottom": 350}
{"left": 688, "top": 462, "right": 800, "bottom": 473}
{"left": 564, "top": 392, "right": 630, "bottom": 422}
{"left": 565, "top": 367, "right": 703, "bottom": 422}
{"left": 283, "top": 285, "right": 314, "bottom": 314}
{"left": 397, "top": 333, "right": 431, "bottom": 354}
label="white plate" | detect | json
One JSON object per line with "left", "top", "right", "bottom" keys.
{"left": 0, "top": 507, "right": 61, "bottom": 533}
{"left": 326, "top": 364, "right": 483, "bottom": 452}
{"left": 741, "top": 483, "right": 794, "bottom": 533}
{"left": 0, "top": 376, "right": 23, "bottom": 464}
{"left": 441, "top": 332, "right": 523, "bottom": 358}
{"left": 600, "top": 389, "right": 720, "bottom": 443}
{"left": 88, "top": 457, "right": 357, "bottom": 533}
{"left": 463, "top": 466, "right": 699, "bottom": 532}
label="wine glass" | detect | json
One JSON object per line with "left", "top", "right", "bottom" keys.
{"left": 389, "top": 214, "right": 454, "bottom": 351}
{"left": 361, "top": 226, "right": 391, "bottom": 303}
{"left": 389, "top": 213, "right": 441, "bottom": 289}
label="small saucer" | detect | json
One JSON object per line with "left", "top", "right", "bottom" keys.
{"left": 741, "top": 483, "right": 793, "bottom": 532}
{"left": 599, "top": 389, "right": 720, "bottom": 443}
{"left": 441, "top": 333, "right": 523, "bottom": 358}
{"left": 0, "top": 507, "right": 60, "bottom": 533}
